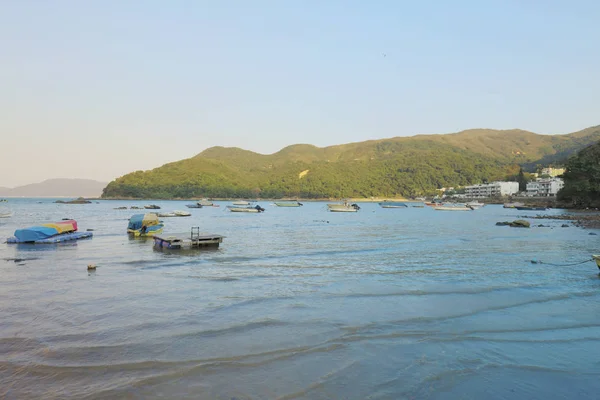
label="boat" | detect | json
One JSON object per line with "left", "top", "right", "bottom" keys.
{"left": 227, "top": 205, "right": 265, "bottom": 213}
{"left": 432, "top": 203, "right": 474, "bottom": 211}
{"left": 173, "top": 210, "right": 191, "bottom": 217}
{"left": 0, "top": 199, "right": 7, "bottom": 202}
{"left": 232, "top": 201, "right": 251, "bottom": 206}
{"left": 6, "top": 219, "right": 93, "bottom": 244}
{"left": 186, "top": 204, "right": 203, "bottom": 208}
{"left": 127, "top": 213, "right": 164, "bottom": 237}
{"left": 144, "top": 204, "right": 161, "bottom": 210}
{"left": 153, "top": 227, "right": 225, "bottom": 250}
{"left": 198, "top": 199, "right": 215, "bottom": 206}
{"left": 593, "top": 255, "right": 600, "bottom": 270}
{"left": 0, "top": 212, "right": 13, "bottom": 218}
{"left": 327, "top": 202, "right": 360, "bottom": 212}
{"left": 465, "top": 201, "right": 485, "bottom": 209}
{"left": 515, "top": 206, "right": 547, "bottom": 211}
{"left": 156, "top": 212, "right": 177, "bottom": 217}
{"left": 114, "top": 206, "right": 127, "bottom": 210}
{"left": 503, "top": 202, "right": 524, "bottom": 209}
{"left": 378, "top": 201, "right": 408, "bottom": 208}
{"left": 274, "top": 201, "right": 303, "bottom": 207}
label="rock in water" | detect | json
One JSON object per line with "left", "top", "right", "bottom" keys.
{"left": 509, "top": 220, "right": 530, "bottom": 228}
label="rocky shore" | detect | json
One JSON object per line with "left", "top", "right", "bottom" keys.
{"left": 522, "top": 213, "right": 600, "bottom": 229}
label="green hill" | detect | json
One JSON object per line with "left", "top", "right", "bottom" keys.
{"left": 102, "top": 125, "right": 600, "bottom": 199}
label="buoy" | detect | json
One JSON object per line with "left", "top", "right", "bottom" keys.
{"left": 87, "top": 264, "right": 97, "bottom": 271}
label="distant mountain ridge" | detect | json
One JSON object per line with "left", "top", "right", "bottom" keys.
{"left": 0, "top": 179, "right": 107, "bottom": 198}
{"left": 102, "top": 126, "right": 600, "bottom": 199}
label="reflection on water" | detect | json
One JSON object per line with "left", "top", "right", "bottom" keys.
{"left": 1, "top": 199, "right": 599, "bottom": 399}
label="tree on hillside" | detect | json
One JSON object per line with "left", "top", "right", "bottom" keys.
{"left": 517, "top": 168, "right": 529, "bottom": 192}
{"left": 558, "top": 141, "right": 600, "bottom": 207}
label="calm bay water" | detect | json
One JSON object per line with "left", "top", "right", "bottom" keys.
{"left": 1, "top": 199, "right": 599, "bottom": 399}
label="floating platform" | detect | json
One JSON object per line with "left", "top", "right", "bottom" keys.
{"left": 7, "top": 231, "right": 93, "bottom": 244}
{"left": 153, "top": 228, "right": 224, "bottom": 250}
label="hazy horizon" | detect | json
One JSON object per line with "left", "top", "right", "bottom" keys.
{"left": 2, "top": 1, "right": 599, "bottom": 187}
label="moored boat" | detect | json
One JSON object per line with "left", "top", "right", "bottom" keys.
{"left": 515, "top": 206, "right": 547, "bottom": 211}
{"left": 274, "top": 201, "right": 303, "bottom": 207}
{"left": 327, "top": 202, "right": 360, "bottom": 212}
{"left": 0, "top": 212, "right": 13, "bottom": 218}
{"left": 433, "top": 203, "right": 473, "bottom": 211}
{"left": 232, "top": 201, "right": 251, "bottom": 206}
{"left": 186, "top": 204, "right": 203, "bottom": 208}
{"left": 173, "top": 210, "right": 191, "bottom": 217}
{"left": 465, "top": 201, "right": 485, "bottom": 209}
{"left": 6, "top": 219, "right": 93, "bottom": 243}
{"left": 198, "top": 199, "right": 215, "bottom": 206}
{"left": 503, "top": 202, "right": 524, "bottom": 209}
{"left": 127, "top": 213, "right": 164, "bottom": 236}
{"left": 593, "top": 255, "right": 600, "bottom": 270}
{"left": 378, "top": 201, "right": 408, "bottom": 208}
{"left": 144, "top": 204, "right": 161, "bottom": 210}
{"left": 227, "top": 205, "right": 265, "bottom": 213}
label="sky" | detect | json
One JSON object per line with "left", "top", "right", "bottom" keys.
{"left": 1, "top": 1, "right": 599, "bottom": 187}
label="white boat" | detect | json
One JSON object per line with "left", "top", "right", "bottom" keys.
{"left": 433, "top": 203, "right": 473, "bottom": 211}
{"left": 173, "top": 210, "right": 191, "bottom": 217}
{"left": 0, "top": 212, "right": 13, "bottom": 218}
{"left": 465, "top": 201, "right": 485, "bottom": 209}
{"left": 232, "top": 201, "right": 251, "bottom": 206}
{"left": 227, "top": 205, "right": 265, "bottom": 213}
{"left": 198, "top": 199, "right": 214, "bottom": 206}
{"left": 156, "top": 212, "right": 177, "bottom": 217}
{"left": 327, "top": 202, "right": 360, "bottom": 212}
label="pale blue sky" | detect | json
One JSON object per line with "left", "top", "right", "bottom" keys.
{"left": 1, "top": 1, "right": 599, "bottom": 187}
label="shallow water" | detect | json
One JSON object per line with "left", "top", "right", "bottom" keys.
{"left": 0, "top": 199, "right": 599, "bottom": 399}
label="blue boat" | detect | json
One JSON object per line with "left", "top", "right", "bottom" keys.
{"left": 378, "top": 201, "right": 408, "bottom": 208}
{"left": 6, "top": 219, "right": 93, "bottom": 244}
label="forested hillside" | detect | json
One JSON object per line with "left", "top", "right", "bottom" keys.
{"left": 102, "top": 126, "right": 600, "bottom": 199}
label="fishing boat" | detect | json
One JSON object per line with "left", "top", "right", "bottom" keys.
{"left": 0, "top": 212, "right": 13, "bottom": 218}
{"left": 465, "top": 201, "right": 485, "bottom": 209}
{"left": 378, "top": 201, "right": 407, "bottom": 208}
{"left": 144, "top": 204, "right": 161, "bottom": 210}
{"left": 327, "top": 202, "right": 360, "bottom": 212}
{"left": 227, "top": 205, "right": 265, "bottom": 213}
{"left": 503, "top": 202, "right": 524, "bottom": 209}
{"left": 433, "top": 203, "right": 474, "bottom": 211}
{"left": 274, "top": 201, "right": 303, "bottom": 207}
{"left": 6, "top": 219, "right": 93, "bottom": 244}
{"left": 153, "top": 227, "right": 225, "bottom": 250}
{"left": 232, "top": 201, "right": 251, "bottom": 206}
{"left": 593, "top": 255, "right": 600, "bottom": 270}
{"left": 515, "top": 206, "right": 547, "bottom": 211}
{"left": 127, "top": 213, "right": 164, "bottom": 237}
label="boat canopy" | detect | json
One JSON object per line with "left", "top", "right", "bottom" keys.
{"left": 14, "top": 219, "right": 78, "bottom": 242}
{"left": 128, "top": 213, "right": 160, "bottom": 230}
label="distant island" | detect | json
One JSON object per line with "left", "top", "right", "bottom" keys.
{"left": 0, "top": 179, "right": 107, "bottom": 198}
{"left": 102, "top": 126, "right": 600, "bottom": 200}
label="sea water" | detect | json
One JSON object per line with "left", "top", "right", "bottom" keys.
{"left": 0, "top": 199, "right": 599, "bottom": 399}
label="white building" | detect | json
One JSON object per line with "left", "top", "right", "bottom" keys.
{"left": 526, "top": 178, "right": 564, "bottom": 197}
{"left": 464, "top": 181, "right": 520, "bottom": 198}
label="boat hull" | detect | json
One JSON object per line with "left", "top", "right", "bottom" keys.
{"left": 594, "top": 255, "right": 600, "bottom": 269}
{"left": 274, "top": 202, "right": 303, "bottom": 207}
{"left": 378, "top": 202, "right": 407, "bottom": 208}
{"left": 433, "top": 206, "right": 473, "bottom": 211}
{"left": 7, "top": 231, "right": 93, "bottom": 244}
{"left": 227, "top": 206, "right": 264, "bottom": 213}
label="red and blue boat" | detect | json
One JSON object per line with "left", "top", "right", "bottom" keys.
{"left": 6, "top": 220, "right": 93, "bottom": 244}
